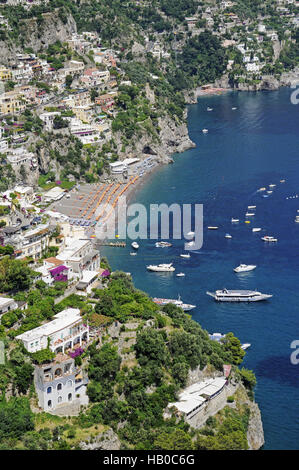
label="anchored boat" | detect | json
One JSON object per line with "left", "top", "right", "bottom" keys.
{"left": 152, "top": 295, "right": 196, "bottom": 311}
{"left": 147, "top": 263, "right": 175, "bottom": 272}
{"left": 206, "top": 289, "right": 272, "bottom": 302}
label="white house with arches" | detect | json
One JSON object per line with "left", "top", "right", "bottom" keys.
{"left": 34, "top": 357, "right": 89, "bottom": 413}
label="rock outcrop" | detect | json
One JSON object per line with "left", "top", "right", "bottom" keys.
{"left": 79, "top": 429, "right": 121, "bottom": 450}
{"left": 247, "top": 400, "right": 265, "bottom": 450}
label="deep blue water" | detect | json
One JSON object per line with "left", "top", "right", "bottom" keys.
{"left": 103, "top": 88, "right": 299, "bottom": 450}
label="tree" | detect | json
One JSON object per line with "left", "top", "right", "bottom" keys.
{"left": 0, "top": 398, "right": 34, "bottom": 442}
{"left": 154, "top": 429, "right": 194, "bottom": 450}
{"left": 223, "top": 332, "right": 245, "bottom": 365}
{"left": 65, "top": 74, "right": 73, "bottom": 88}
{"left": 135, "top": 328, "right": 169, "bottom": 366}
{"left": 14, "top": 363, "right": 34, "bottom": 395}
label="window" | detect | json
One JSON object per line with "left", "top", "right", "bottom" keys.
{"left": 47, "top": 386, "right": 52, "bottom": 394}
{"left": 68, "top": 393, "right": 72, "bottom": 402}
{"left": 58, "top": 396, "right": 62, "bottom": 403}
{"left": 57, "top": 383, "right": 62, "bottom": 391}
{"left": 67, "top": 380, "right": 72, "bottom": 388}
{"left": 47, "top": 400, "right": 52, "bottom": 408}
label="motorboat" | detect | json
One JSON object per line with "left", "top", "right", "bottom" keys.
{"left": 187, "top": 231, "right": 195, "bottom": 237}
{"left": 252, "top": 228, "right": 262, "bottom": 232}
{"left": 186, "top": 241, "right": 195, "bottom": 248}
{"left": 234, "top": 264, "right": 256, "bottom": 273}
{"left": 280, "top": 179, "right": 286, "bottom": 183}
{"left": 225, "top": 233, "right": 232, "bottom": 239}
{"left": 155, "top": 241, "right": 172, "bottom": 248}
{"left": 131, "top": 241, "right": 139, "bottom": 249}
{"left": 180, "top": 253, "right": 191, "bottom": 259}
{"left": 207, "top": 107, "right": 213, "bottom": 111}
{"left": 232, "top": 107, "right": 237, "bottom": 110}
{"left": 269, "top": 184, "right": 276, "bottom": 188}
{"left": 258, "top": 187, "right": 266, "bottom": 191}
{"left": 152, "top": 295, "right": 196, "bottom": 311}
{"left": 231, "top": 218, "right": 239, "bottom": 223}
{"left": 241, "top": 343, "right": 251, "bottom": 350}
{"left": 202, "top": 128, "right": 209, "bottom": 133}
{"left": 261, "top": 236, "right": 278, "bottom": 242}
{"left": 130, "top": 252, "right": 137, "bottom": 256}
{"left": 176, "top": 272, "right": 185, "bottom": 277}
{"left": 147, "top": 263, "right": 175, "bottom": 272}
{"left": 206, "top": 289, "right": 272, "bottom": 302}
{"left": 209, "top": 332, "right": 226, "bottom": 342}
{"left": 267, "top": 190, "right": 273, "bottom": 194}
{"left": 208, "top": 226, "right": 218, "bottom": 230}
{"left": 245, "top": 212, "right": 255, "bottom": 217}
{"left": 248, "top": 205, "right": 256, "bottom": 209}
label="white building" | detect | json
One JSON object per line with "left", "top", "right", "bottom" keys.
{"left": 34, "top": 357, "right": 89, "bottom": 414}
{"left": 55, "top": 238, "right": 100, "bottom": 279}
{"left": 16, "top": 308, "right": 89, "bottom": 354}
{"left": 44, "top": 186, "right": 65, "bottom": 202}
{"left": 166, "top": 377, "right": 227, "bottom": 420}
{"left": 39, "top": 111, "right": 61, "bottom": 131}
{"left": 0, "top": 297, "right": 18, "bottom": 317}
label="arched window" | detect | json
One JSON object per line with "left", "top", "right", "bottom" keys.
{"left": 57, "top": 383, "right": 62, "bottom": 391}
{"left": 58, "top": 396, "right": 62, "bottom": 403}
{"left": 47, "top": 400, "right": 52, "bottom": 408}
{"left": 55, "top": 368, "right": 62, "bottom": 378}
{"left": 67, "top": 380, "right": 73, "bottom": 388}
{"left": 47, "top": 386, "right": 52, "bottom": 394}
{"left": 68, "top": 393, "right": 72, "bottom": 402}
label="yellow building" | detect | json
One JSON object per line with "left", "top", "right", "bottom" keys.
{"left": 0, "top": 67, "right": 12, "bottom": 81}
{"left": 0, "top": 91, "right": 26, "bottom": 115}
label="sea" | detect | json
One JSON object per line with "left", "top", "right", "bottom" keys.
{"left": 103, "top": 87, "right": 299, "bottom": 450}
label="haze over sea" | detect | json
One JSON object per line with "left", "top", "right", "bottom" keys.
{"left": 103, "top": 87, "right": 299, "bottom": 450}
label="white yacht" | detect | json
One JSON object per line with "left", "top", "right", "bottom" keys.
{"left": 207, "top": 107, "right": 213, "bottom": 111}
{"left": 261, "top": 236, "right": 278, "bottom": 242}
{"left": 232, "top": 107, "right": 237, "bottom": 110}
{"left": 234, "top": 264, "right": 256, "bottom": 273}
{"left": 231, "top": 218, "right": 239, "bottom": 223}
{"left": 155, "top": 241, "right": 172, "bottom": 248}
{"left": 152, "top": 295, "right": 196, "bottom": 311}
{"left": 131, "top": 241, "right": 139, "bottom": 249}
{"left": 180, "top": 253, "right": 191, "bottom": 259}
{"left": 206, "top": 289, "right": 272, "bottom": 302}
{"left": 208, "top": 226, "right": 219, "bottom": 230}
{"left": 225, "top": 233, "right": 232, "bottom": 239}
{"left": 269, "top": 184, "right": 276, "bottom": 188}
{"left": 176, "top": 272, "right": 185, "bottom": 277}
{"left": 246, "top": 212, "right": 255, "bottom": 217}
{"left": 241, "top": 343, "right": 251, "bottom": 350}
{"left": 202, "top": 128, "right": 209, "bottom": 133}
{"left": 147, "top": 263, "right": 175, "bottom": 272}
{"left": 248, "top": 205, "right": 256, "bottom": 210}
{"left": 258, "top": 187, "right": 266, "bottom": 191}
{"left": 252, "top": 227, "right": 262, "bottom": 232}
{"left": 130, "top": 252, "right": 137, "bottom": 256}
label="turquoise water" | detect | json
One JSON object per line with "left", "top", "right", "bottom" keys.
{"left": 103, "top": 88, "right": 299, "bottom": 450}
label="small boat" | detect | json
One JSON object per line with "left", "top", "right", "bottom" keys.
{"left": 263, "top": 194, "right": 269, "bottom": 198}
{"left": 207, "top": 107, "right": 213, "bottom": 111}
{"left": 258, "top": 187, "right": 266, "bottom": 191}
{"left": 252, "top": 227, "right": 262, "bottom": 232}
{"left": 180, "top": 253, "right": 191, "bottom": 259}
{"left": 186, "top": 241, "right": 195, "bottom": 248}
{"left": 208, "top": 226, "right": 218, "bottom": 230}
{"left": 130, "top": 252, "right": 137, "bottom": 256}
{"left": 231, "top": 218, "right": 239, "bottom": 223}
{"left": 280, "top": 179, "right": 286, "bottom": 183}
{"left": 131, "top": 241, "right": 139, "bottom": 249}
{"left": 202, "top": 128, "right": 208, "bottom": 133}
{"left": 248, "top": 206, "right": 256, "bottom": 209}
{"left": 261, "top": 236, "right": 278, "bottom": 242}
{"left": 245, "top": 212, "right": 255, "bottom": 217}
{"left": 241, "top": 343, "right": 251, "bottom": 350}
{"left": 176, "top": 272, "right": 185, "bottom": 277}
{"left": 155, "top": 241, "right": 172, "bottom": 248}
{"left": 187, "top": 231, "right": 195, "bottom": 237}
{"left": 225, "top": 233, "right": 232, "bottom": 239}
{"left": 245, "top": 220, "right": 251, "bottom": 224}
{"left": 234, "top": 264, "right": 256, "bottom": 273}
{"left": 232, "top": 107, "right": 237, "bottom": 110}
{"left": 147, "top": 263, "right": 175, "bottom": 272}
{"left": 267, "top": 191, "right": 273, "bottom": 194}
{"left": 269, "top": 184, "right": 276, "bottom": 188}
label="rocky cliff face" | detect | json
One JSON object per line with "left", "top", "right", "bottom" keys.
{"left": 247, "top": 400, "right": 265, "bottom": 450}
{"left": 79, "top": 429, "right": 121, "bottom": 450}
{"left": 0, "top": 11, "right": 76, "bottom": 65}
